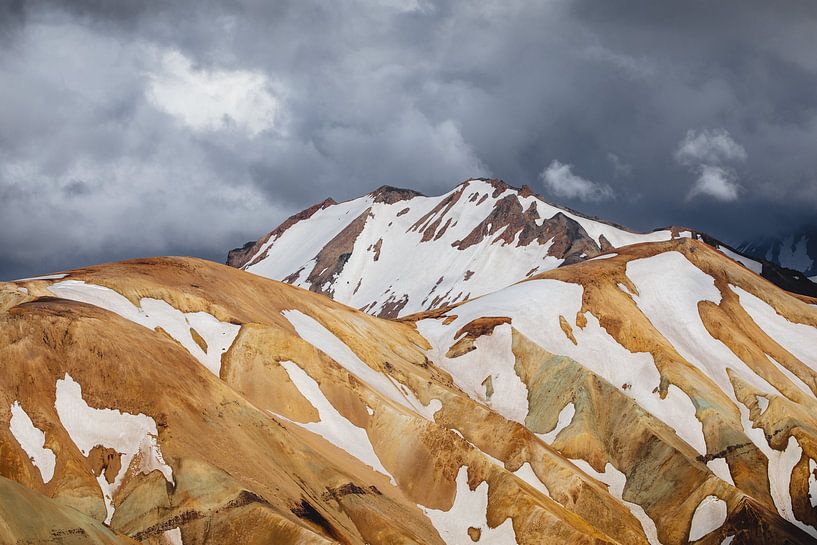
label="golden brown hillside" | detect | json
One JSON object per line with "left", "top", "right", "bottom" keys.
{"left": 1, "top": 239, "right": 816, "bottom": 544}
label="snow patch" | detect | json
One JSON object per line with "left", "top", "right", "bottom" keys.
{"left": 283, "top": 310, "right": 440, "bottom": 421}
{"left": 627, "top": 254, "right": 781, "bottom": 406}
{"left": 416, "top": 322, "right": 528, "bottom": 424}
{"left": 513, "top": 462, "right": 550, "bottom": 497}
{"left": 14, "top": 273, "right": 68, "bottom": 282}
{"left": 767, "top": 356, "right": 816, "bottom": 401}
{"left": 418, "top": 277, "right": 707, "bottom": 456}
{"left": 278, "top": 360, "right": 395, "bottom": 485}
{"left": 755, "top": 395, "right": 769, "bottom": 415}
{"left": 688, "top": 495, "right": 727, "bottom": 542}
{"left": 706, "top": 458, "right": 734, "bottom": 486}
{"left": 570, "top": 459, "right": 661, "bottom": 545}
{"left": 419, "top": 465, "right": 518, "bottom": 545}
{"left": 716, "top": 246, "right": 762, "bottom": 275}
{"left": 733, "top": 285, "right": 817, "bottom": 371}
{"left": 809, "top": 459, "right": 817, "bottom": 508}
{"left": 54, "top": 373, "right": 173, "bottom": 524}
{"left": 9, "top": 401, "right": 56, "bottom": 483}
{"left": 590, "top": 253, "right": 618, "bottom": 261}
{"left": 162, "top": 527, "right": 183, "bottom": 545}
{"left": 738, "top": 401, "right": 816, "bottom": 536}
{"left": 49, "top": 281, "right": 240, "bottom": 376}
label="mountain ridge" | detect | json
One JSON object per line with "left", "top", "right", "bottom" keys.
{"left": 229, "top": 178, "right": 817, "bottom": 316}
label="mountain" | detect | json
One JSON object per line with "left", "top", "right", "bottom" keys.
{"left": 230, "top": 178, "right": 817, "bottom": 316}
{"left": 738, "top": 225, "right": 817, "bottom": 279}
{"left": 2, "top": 237, "right": 817, "bottom": 544}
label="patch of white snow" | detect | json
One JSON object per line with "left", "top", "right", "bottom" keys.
{"left": 54, "top": 373, "right": 173, "bottom": 524}
{"left": 688, "top": 495, "right": 727, "bottom": 542}
{"left": 9, "top": 401, "right": 56, "bottom": 483}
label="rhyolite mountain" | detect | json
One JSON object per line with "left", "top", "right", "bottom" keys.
{"left": 3, "top": 179, "right": 817, "bottom": 545}
{"left": 229, "top": 179, "right": 817, "bottom": 316}
{"left": 3, "top": 241, "right": 817, "bottom": 544}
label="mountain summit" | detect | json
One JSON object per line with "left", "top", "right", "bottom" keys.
{"left": 229, "top": 178, "right": 816, "bottom": 316}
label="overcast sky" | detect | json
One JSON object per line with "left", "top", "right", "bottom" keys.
{"left": 2, "top": 0, "right": 816, "bottom": 279}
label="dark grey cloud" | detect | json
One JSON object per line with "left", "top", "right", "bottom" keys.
{"left": 1, "top": 0, "right": 816, "bottom": 279}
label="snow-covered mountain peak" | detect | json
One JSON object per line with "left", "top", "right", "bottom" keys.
{"left": 229, "top": 178, "right": 691, "bottom": 316}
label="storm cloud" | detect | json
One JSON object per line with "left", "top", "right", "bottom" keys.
{"left": 1, "top": 0, "right": 816, "bottom": 279}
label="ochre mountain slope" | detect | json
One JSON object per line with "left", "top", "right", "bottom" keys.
{"left": 1, "top": 238, "right": 816, "bottom": 544}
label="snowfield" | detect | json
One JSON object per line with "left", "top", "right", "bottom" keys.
{"left": 283, "top": 309, "right": 441, "bottom": 421}
{"left": 54, "top": 373, "right": 173, "bottom": 524}
{"left": 277, "top": 360, "right": 396, "bottom": 484}
{"left": 569, "top": 459, "right": 661, "bottom": 545}
{"left": 49, "top": 280, "right": 240, "bottom": 376}
{"left": 417, "top": 275, "right": 707, "bottom": 456}
{"left": 9, "top": 401, "right": 56, "bottom": 484}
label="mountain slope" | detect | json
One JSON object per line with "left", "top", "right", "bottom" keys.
{"left": 3, "top": 239, "right": 817, "bottom": 544}
{"left": 229, "top": 179, "right": 692, "bottom": 317}
{"left": 411, "top": 238, "right": 817, "bottom": 544}
{"left": 231, "top": 178, "right": 817, "bottom": 316}
{"left": 739, "top": 225, "right": 817, "bottom": 278}
{"left": 0, "top": 257, "right": 651, "bottom": 545}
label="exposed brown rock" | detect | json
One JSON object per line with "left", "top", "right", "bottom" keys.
{"left": 190, "top": 327, "right": 208, "bottom": 352}
{"left": 369, "top": 185, "right": 424, "bottom": 204}
{"left": 559, "top": 315, "right": 577, "bottom": 345}
{"left": 453, "top": 195, "right": 601, "bottom": 263}
{"left": 305, "top": 208, "right": 371, "bottom": 296}
{"left": 88, "top": 445, "right": 123, "bottom": 486}
{"left": 454, "top": 316, "right": 512, "bottom": 340}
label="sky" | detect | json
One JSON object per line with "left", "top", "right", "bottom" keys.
{"left": 1, "top": 0, "right": 816, "bottom": 280}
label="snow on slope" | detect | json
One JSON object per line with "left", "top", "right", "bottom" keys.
{"left": 49, "top": 280, "right": 240, "bottom": 376}
{"left": 415, "top": 247, "right": 817, "bottom": 537}
{"left": 739, "top": 230, "right": 817, "bottom": 277}
{"left": 55, "top": 373, "right": 173, "bottom": 524}
{"left": 416, "top": 277, "right": 706, "bottom": 456}
{"left": 569, "top": 459, "right": 661, "bottom": 545}
{"left": 625, "top": 253, "right": 781, "bottom": 401}
{"left": 240, "top": 179, "right": 686, "bottom": 317}
{"left": 537, "top": 401, "right": 575, "bottom": 445}
{"left": 737, "top": 402, "right": 816, "bottom": 537}
{"left": 688, "top": 495, "right": 727, "bottom": 542}
{"left": 277, "top": 360, "right": 395, "bottom": 484}
{"left": 732, "top": 286, "right": 817, "bottom": 370}
{"left": 282, "top": 309, "right": 441, "bottom": 421}
{"left": 419, "top": 465, "right": 518, "bottom": 545}
{"left": 416, "top": 322, "right": 529, "bottom": 424}
{"left": 716, "top": 245, "right": 762, "bottom": 274}
{"left": 9, "top": 401, "right": 56, "bottom": 483}
{"left": 244, "top": 196, "right": 374, "bottom": 283}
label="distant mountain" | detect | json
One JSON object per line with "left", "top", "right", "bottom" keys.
{"left": 738, "top": 225, "right": 817, "bottom": 278}
{"left": 229, "top": 178, "right": 817, "bottom": 316}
